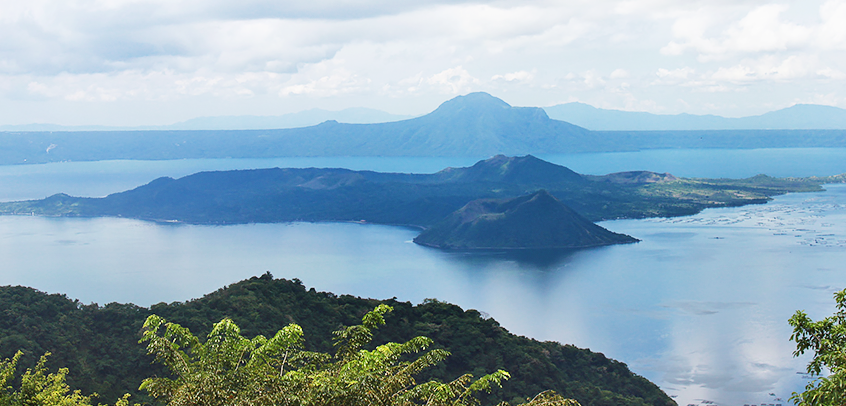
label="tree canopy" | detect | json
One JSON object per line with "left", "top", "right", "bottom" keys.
{"left": 789, "top": 288, "right": 846, "bottom": 405}
{"left": 0, "top": 277, "right": 673, "bottom": 405}
{"left": 0, "top": 351, "right": 133, "bottom": 406}
{"left": 139, "top": 304, "right": 578, "bottom": 406}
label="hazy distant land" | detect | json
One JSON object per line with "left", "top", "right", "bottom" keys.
{"left": 544, "top": 102, "right": 846, "bottom": 131}
{"left": 4, "top": 95, "right": 846, "bottom": 132}
{"left": 2, "top": 93, "right": 846, "bottom": 165}
{"left": 0, "top": 107, "right": 415, "bottom": 132}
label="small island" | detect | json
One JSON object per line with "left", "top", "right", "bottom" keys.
{"left": 414, "top": 190, "right": 638, "bottom": 249}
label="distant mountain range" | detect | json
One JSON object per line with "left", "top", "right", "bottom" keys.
{"left": 2, "top": 92, "right": 846, "bottom": 165}
{"left": 0, "top": 108, "right": 414, "bottom": 132}
{"left": 0, "top": 93, "right": 596, "bottom": 163}
{"left": 543, "top": 102, "right": 846, "bottom": 131}
{"left": 6, "top": 97, "right": 846, "bottom": 133}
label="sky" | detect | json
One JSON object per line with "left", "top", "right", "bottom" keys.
{"left": 1, "top": 0, "right": 845, "bottom": 126}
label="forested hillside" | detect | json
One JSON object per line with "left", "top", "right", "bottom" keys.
{"left": 0, "top": 275, "right": 674, "bottom": 406}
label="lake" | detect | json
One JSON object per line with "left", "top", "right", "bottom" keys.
{"left": 4, "top": 147, "right": 846, "bottom": 202}
{"left": 2, "top": 148, "right": 846, "bottom": 406}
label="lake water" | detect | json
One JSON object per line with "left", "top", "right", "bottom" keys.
{"left": 3, "top": 148, "right": 846, "bottom": 406}
{"left": 4, "top": 147, "right": 846, "bottom": 202}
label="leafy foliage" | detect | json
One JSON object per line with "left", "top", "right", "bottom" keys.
{"left": 0, "top": 351, "right": 134, "bottom": 406}
{"left": 0, "top": 277, "right": 674, "bottom": 405}
{"left": 139, "top": 315, "right": 305, "bottom": 406}
{"left": 789, "top": 288, "right": 846, "bottom": 405}
{"left": 138, "top": 304, "right": 578, "bottom": 406}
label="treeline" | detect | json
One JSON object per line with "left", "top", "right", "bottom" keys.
{"left": 0, "top": 275, "right": 674, "bottom": 406}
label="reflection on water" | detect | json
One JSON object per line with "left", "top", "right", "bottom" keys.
{"left": 4, "top": 151, "right": 846, "bottom": 405}
{"left": 4, "top": 186, "right": 846, "bottom": 405}
{"left": 425, "top": 247, "right": 588, "bottom": 270}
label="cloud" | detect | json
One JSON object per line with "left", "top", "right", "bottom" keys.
{"left": 818, "top": 0, "right": 846, "bottom": 49}
{"left": 425, "top": 66, "right": 480, "bottom": 94}
{"left": 656, "top": 67, "right": 695, "bottom": 80}
{"left": 711, "top": 55, "right": 841, "bottom": 82}
{"left": 609, "top": 68, "right": 629, "bottom": 79}
{"left": 491, "top": 70, "right": 534, "bottom": 83}
{"left": 660, "top": 3, "right": 834, "bottom": 60}
{"left": 278, "top": 60, "right": 370, "bottom": 97}
{"left": 1, "top": 0, "right": 845, "bottom": 124}
{"left": 582, "top": 70, "right": 607, "bottom": 88}
{"left": 722, "top": 5, "right": 811, "bottom": 53}
{"left": 13, "top": 69, "right": 292, "bottom": 103}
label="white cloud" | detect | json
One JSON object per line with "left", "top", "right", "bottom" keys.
{"left": 0, "top": 0, "right": 845, "bottom": 124}
{"left": 492, "top": 70, "right": 534, "bottom": 83}
{"left": 610, "top": 68, "right": 630, "bottom": 79}
{"left": 656, "top": 67, "right": 695, "bottom": 80}
{"left": 425, "top": 66, "right": 480, "bottom": 94}
{"left": 817, "top": 0, "right": 846, "bottom": 49}
{"left": 278, "top": 60, "right": 370, "bottom": 97}
{"left": 711, "top": 55, "right": 832, "bottom": 83}
{"left": 723, "top": 5, "right": 811, "bottom": 53}
{"left": 582, "top": 70, "right": 606, "bottom": 88}
{"left": 660, "top": 3, "right": 828, "bottom": 60}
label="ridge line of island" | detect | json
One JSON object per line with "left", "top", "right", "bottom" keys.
{"left": 1, "top": 154, "right": 842, "bottom": 250}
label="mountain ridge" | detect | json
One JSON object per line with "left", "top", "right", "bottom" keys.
{"left": 544, "top": 102, "right": 846, "bottom": 130}
{"left": 0, "top": 107, "right": 415, "bottom": 132}
{"left": 6, "top": 95, "right": 845, "bottom": 132}
{"left": 2, "top": 92, "right": 846, "bottom": 165}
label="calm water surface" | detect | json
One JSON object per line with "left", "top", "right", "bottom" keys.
{"left": 3, "top": 147, "right": 846, "bottom": 201}
{"left": 3, "top": 149, "right": 846, "bottom": 406}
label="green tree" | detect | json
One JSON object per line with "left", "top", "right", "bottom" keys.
{"left": 789, "top": 288, "right": 846, "bottom": 405}
{"left": 0, "top": 351, "right": 133, "bottom": 406}
{"left": 140, "top": 304, "right": 578, "bottom": 406}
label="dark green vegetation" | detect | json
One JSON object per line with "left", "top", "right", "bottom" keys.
{"left": 138, "top": 305, "right": 578, "bottom": 406}
{"left": 0, "top": 276, "right": 674, "bottom": 406}
{"left": 413, "top": 190, "right": 638, "bottom": 250}
{"left": 0, "top": 155, "right": 828, "bottom": 229}
{"left": 2, "top": 93, "right": 846, "bottom": 165}
{"left": 0, "top": 352, "right": 134, "bottom": 406}
{"left": 789, "top": 288, "right": 846, "bottom": 405}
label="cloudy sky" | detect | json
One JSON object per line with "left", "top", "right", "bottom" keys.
{"left": 1, "top": 0, "right": 844, "bottom": 126}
